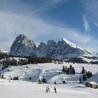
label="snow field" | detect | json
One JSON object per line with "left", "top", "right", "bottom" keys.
{"left": 0, "top": 62, "right": 98, "bottom": 98}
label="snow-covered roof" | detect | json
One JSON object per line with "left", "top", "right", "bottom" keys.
{"left": 89, "top": 81, "right": 98, "bottom": 85}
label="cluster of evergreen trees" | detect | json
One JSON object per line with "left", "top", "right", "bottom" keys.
{"left": 61, "top": 65, "right": 93, "bottom": 84}
{"left": 62, "top": 65, "right": 75, "bottom": 75}
{"left": 79, "top": 67, "right": 92, "bottom": 83}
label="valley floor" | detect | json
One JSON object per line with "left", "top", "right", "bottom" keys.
{"left": 0, "top": 63, "right": 98, "bottom": 98}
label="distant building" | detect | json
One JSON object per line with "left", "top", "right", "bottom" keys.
{"left": 86, "top": 81, "right": 98, "bottom": 89}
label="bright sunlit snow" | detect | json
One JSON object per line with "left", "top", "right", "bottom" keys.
{"left": 0, "top": 63, "right": 98, "bottom": 98}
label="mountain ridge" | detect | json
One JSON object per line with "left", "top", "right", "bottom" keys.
{"left": 10, "top": 34, "right": 94, "bottom": 61}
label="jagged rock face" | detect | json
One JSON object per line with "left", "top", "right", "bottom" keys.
{"left": 10, "top": 34, "right": 36, "bottom": 56}
{"left": 37, "top": 40, "right": 91, "bottom": 59}
{"left": 10, "top": 34, "right": 92, "bottom": 59}
{"left": 36, "top": 42, "right": 47, "bottom": 57}
{"left": 55, "top": 41, "right": 82, "bottom": 59}
{"left": 46, "top": 40, "right": 57, "bottom": 58}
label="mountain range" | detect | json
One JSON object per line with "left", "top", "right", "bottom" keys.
{"left": 10, "top": 34, "right": 97, "bottom": 63}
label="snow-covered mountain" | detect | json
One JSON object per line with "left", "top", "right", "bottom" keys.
{"left": 0, "top": 49, "right": 8, "bottom": 59}
{"left": 37, "top": 39, "right": 92, "bottom": 59}
{"left": 10, "top": 34, "right": 36, "bottom": 56}
{"left": 0, "top": 49, "right": 8, "bottom": 54}
{"left": 10, "top": 34, "right": 94, "bottom": 61}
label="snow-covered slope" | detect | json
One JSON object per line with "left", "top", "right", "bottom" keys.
{"left": 0, "top": 78, "right": 98, "bottom": 98}
{"left": 0, "top": 63, "right": 98, "bottom": 98}
{"left": 63, "top": 38, "right": 77, "bottom": 48}
{"left": 1, "top": 63, "right": 98, "bottom": 83}
{"left": 0, "top": 49, "right": 8, "bottom": 59}
{"left": 0, "top": 49, "right": 8, "bottom": 54}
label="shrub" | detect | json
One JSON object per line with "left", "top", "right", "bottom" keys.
{"left": 86, "top": 71, "right": 92, "bottom": 78}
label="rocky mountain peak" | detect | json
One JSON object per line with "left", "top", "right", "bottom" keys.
{"left": 10, "top": 34, "right": 92, "bottom": 60}
{"left": 10, "top": 34, "right": 36, "bottom": 56}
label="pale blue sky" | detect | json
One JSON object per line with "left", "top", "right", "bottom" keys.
{"left": 0, "top": 0, "right": 98, "bottom": 52}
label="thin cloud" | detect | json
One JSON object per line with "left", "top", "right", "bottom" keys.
{"left": 83, "top": 15, "right": 90, "bottom": 32}
{"left": 48, "top": 0, "right": 69, "bottom": 5}
{"left": 82, "top": 0, "right": 98, "bottom": 26}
